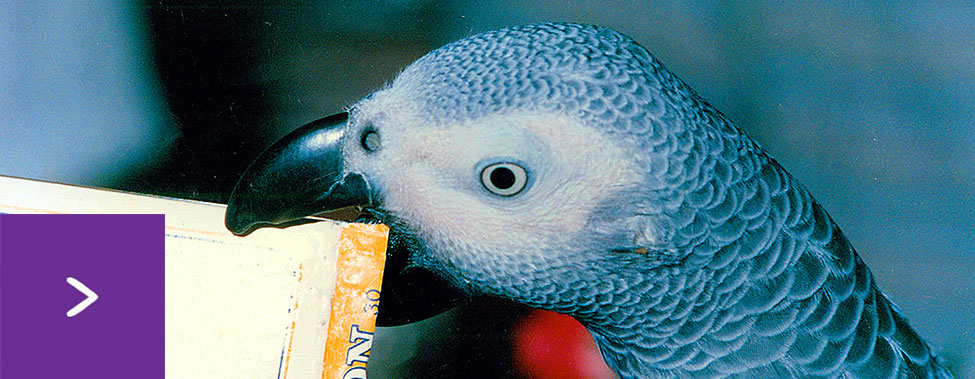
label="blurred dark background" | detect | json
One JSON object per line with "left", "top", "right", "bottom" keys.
{"left": 2, "top": 2, "right": 972, "bottom": 377}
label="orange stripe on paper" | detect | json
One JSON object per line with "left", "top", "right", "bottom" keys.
{"left": 281, "top": 263, "right": 303, "bottom": 379}
{"left": 322, "top": 223, "right": 388, "bottom": 379}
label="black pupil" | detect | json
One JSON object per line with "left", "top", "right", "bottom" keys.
{"left": 490, "top": 167, "right": 516, "bottom": 189}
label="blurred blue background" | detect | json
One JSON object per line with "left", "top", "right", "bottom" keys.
{"left": 1, "top": 1, "right": 972, "bottom": 377}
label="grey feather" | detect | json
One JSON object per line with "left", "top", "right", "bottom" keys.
{"left": 369, "top": 23, "right": 952, "bottom": 378}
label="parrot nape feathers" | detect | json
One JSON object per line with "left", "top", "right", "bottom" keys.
{"left": 225, "top": 23, "right": 952, "bottom": 378}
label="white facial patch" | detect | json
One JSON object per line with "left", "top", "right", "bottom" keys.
{"left": 352, "top": 105, "right": 644, "bottom": 265}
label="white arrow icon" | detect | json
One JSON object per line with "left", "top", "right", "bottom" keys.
{"left": 66, "top": 277, "right": 99, "bottom": 317}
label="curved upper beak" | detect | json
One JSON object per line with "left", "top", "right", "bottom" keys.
{"left": 225, "top": 112, "right": 372, "bottom": 236}
{"left": 224, "top": 111, "right": 466, "bottom": 326}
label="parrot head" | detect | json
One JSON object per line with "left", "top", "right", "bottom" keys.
{"left": 227, "top": 22, "right": 955, "bottom": 379}
{"left": 226, "top": 23, "right": 721, "bottom": 324}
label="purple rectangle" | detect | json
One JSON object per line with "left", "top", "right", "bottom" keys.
{"left": 1, "top": 214, "right": 164, "bottom": 378}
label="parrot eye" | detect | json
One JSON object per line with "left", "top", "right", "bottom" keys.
{"left": 360, "top": 127, "right": 381, "bottom": 153}
{"left": 480, "top": 162, "right": 528, "bottom": 196}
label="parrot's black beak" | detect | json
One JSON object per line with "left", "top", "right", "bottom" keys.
{"left": 225, "top": 111, "right": 466, "bottom": 326}
{"left": 225, "top": 112, "right": 373, "bottom": 236}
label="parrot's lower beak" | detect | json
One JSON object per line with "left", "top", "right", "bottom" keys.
{"left": 224, "top": 111, "right": 466, "bottom": 326}
{"left": 225, "top": 112, "right": 373, "bottom": 236}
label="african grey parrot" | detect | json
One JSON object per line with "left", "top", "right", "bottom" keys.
{"left": 224, "top": 23, "right": 952, "bottom": 378}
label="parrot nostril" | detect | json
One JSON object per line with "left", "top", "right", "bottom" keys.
{"left": 361, "top": 127, "right": 381, "bottom": 153}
